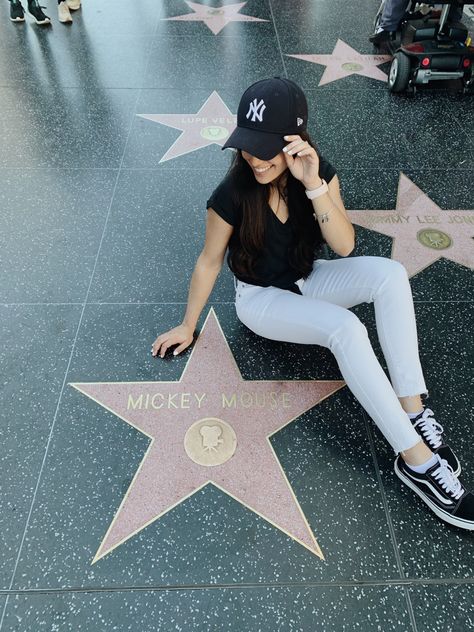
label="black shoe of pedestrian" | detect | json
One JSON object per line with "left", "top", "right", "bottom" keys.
{"left": 10, "top": 1, "right": 25, "bottom": 21}
{"left": 409, "top": 408, "right": 461, "bottom": 476}
{"left": 27, "top": 0, "right": 51, "bottom": 24}
{"left": 369, "top": 28, "right": 392, "bottom": 44}
{"left": 394, "top": 455, "right": 474, "bottom": 531}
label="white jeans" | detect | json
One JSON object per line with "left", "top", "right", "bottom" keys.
{"left": 235, "top": 256, "right": 427, "bottom": 454}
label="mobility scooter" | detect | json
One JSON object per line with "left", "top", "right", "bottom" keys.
{"left": 373, "top": 1, "right": 474, "bottom": 93}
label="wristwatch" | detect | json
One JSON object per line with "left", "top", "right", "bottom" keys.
{"left": 305, "top": 179, "right": 328, "bottom": 200}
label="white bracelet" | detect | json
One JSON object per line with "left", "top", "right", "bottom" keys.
{"left": 305, "top": 179, "right": 328, "bottom": 199}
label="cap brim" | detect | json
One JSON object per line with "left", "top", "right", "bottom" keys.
{"left": 222, "top": 126, "right": 285, "bottom": 161}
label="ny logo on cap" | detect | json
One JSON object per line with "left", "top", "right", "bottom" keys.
{"left": 297, "top": 117, "right": 304, "bottom": 127}
{"left": 246, "top": 98, "right": 266, "bottom": 123}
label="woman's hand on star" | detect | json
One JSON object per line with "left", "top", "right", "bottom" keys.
{"left": 151, "top": 323, "right": 194, "bottom": 358}
{"left": 283, "top": 135, "right": 321, "bottom": 190}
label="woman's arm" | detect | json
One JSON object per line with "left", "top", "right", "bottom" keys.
{"left": 282, "top": 135, "right": 355, "bottom": 257}
{"left": 151, "top": 209, "right": 233, "bottom": 358}
{"left": 182, "top": 209, "right": 233, "bottom": 330}
{"left": 308, "top": 174, "right": 355, "bottom": 257}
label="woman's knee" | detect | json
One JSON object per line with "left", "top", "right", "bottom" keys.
{"left": 328, "top": 311, "right": 368, "bottom": 351}
{"left": 373, "top": 258, "right": 409, "bottom": 295}
{"left": 386, "top": 258, "right": 408, "bottom": 279}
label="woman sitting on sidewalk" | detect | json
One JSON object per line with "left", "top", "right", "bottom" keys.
{"left": 152, "top": 77, "right": 474, "bottom": 531}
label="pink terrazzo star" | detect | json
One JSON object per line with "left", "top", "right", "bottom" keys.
{"left": 162, "top": 1, "right": 267, "bottom": 35}
{"left": 70, "top": 309, "right": 344, "bottom": 563}
{"left": 137, "top": 91, "right": 236, "bottom": 163}
{"left": 349, "top": 173, "right": 474, "bottom": 276}
{"left": 287, "top": 39, "right": 391, "bottom": 86}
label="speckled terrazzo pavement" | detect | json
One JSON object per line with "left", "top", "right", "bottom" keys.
{"left": 1, "top": 0, "right": 473, "bottom": 630}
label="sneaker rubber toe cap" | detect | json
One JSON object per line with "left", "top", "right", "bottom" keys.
{"left": 454, "top": 492, "right": 474, "bottom": 524}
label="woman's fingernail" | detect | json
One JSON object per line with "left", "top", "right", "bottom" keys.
{"left": 173, "top": 350, "right": 178, "bottom": 356}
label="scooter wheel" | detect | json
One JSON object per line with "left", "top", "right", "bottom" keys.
{"left": 388, "top": 52, "right": 411, "bottom": 93}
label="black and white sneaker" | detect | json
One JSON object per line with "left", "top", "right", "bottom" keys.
{"left": 395, "top": 454, "right": 474, "bottom": 531}
{"left": 10, "top": 0, "right": 25, "bottom": 21}
{"left": 410, "top": 408, "right": 461, "bottom": 476}
{"left": 27, "top": 0, "right": 51, "bottom": 24}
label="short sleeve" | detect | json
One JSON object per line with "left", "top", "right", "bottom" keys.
{"left": 206, "top": 175, "right": 239, "bottom": 227}
{"left": 318, "top": 157, "right": 337, "bottom": 184}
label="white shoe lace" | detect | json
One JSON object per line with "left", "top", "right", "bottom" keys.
{"left": 432, "top": 458, "right": 464, "bottom": 500}
{"left": 413, "top": 408, "right": 444, "bottom": 450}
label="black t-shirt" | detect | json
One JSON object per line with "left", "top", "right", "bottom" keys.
{"left": 206, "top": 158, "right": 337, "bottom": 294}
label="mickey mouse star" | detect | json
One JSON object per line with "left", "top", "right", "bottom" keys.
{"left": 71, "top": 310, "right": 344, "bottom": 563}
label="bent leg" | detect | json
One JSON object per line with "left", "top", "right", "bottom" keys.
{"left": 301, "top": 257, "right": 428, "bottom": 398}
{"left": 235, "top": 283, "right": 420, "bottom": 454}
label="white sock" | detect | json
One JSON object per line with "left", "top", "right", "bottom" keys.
{"left": 406, "top": 453, "right": 438, "bottom": 473}
{"left": 408, "top": 409, "right": 424, "bottom": 420}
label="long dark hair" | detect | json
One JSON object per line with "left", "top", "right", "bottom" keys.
{"left": 226, "top": 131, "right": 324, "bottom": 281}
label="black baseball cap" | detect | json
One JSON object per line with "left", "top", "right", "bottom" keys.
{"left": 222, "top": 77, "right": 308, "bottom": 160}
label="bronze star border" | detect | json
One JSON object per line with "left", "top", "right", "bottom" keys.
{"left": 70, "top": 309, "right": 345, "bottom": 563}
